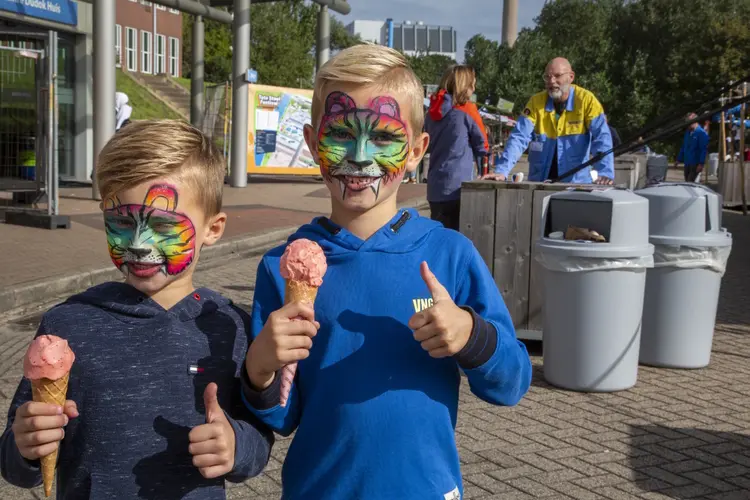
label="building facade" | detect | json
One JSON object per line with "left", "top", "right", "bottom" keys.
{"left": 346, "top": 19, "right": 457, "bottom": 60}
{"left": 0, "top": 0, "right": 183, "bottom": 185}
{"left": 116, "top": 1, "right": 182, "bottom": 77}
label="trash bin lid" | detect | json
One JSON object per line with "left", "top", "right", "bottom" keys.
{"left": 636, "top": 183, "right": 732, "bottom": 247}
{"left": 536, "top": 188, "right": 654, "bottom": 257}
{"left": 646, "top": 155, "right": 669, "bottom": 168}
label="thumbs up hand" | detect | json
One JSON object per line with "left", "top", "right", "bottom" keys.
{"left": 188, "top": 383, "right": 236, "bottom": 479}
{"left": 408, "top": 262, "right": 474, "bottom": 359}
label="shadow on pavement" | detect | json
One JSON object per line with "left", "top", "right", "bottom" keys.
{"left": 628, "top": 424, "right": 750, "bottom": 499}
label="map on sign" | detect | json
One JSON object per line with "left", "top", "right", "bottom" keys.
{"left": 248, "top": 85, "right": 318, "bottom": 175}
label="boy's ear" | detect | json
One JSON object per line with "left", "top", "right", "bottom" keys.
{"left": 405, "top": 132, "right": 430, "bottom": 172}
{"left": 202, "top": 212, "right": 227, "bottom": 247}
{"left": 303, "top": 124, "right": 320, "bottom": 164}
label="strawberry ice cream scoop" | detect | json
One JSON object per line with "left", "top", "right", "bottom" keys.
{"left": 24, "top": 335, "right": 76, "bottom": 381}
{"left": 280, "top": 239, "right": 327, "bottom": 286}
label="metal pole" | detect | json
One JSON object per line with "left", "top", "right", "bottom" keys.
{"left": 52, "top": 32, "right": 59, "bottom": 216}
{"left": 230, "top": 0, "right": 250, "bottom": 188}
{"left": 316, "top": 4, "right": 330, "bottom": 72}
{"left": 191, "top": 15, "right": 205, "bottom": 127}
{"left": 720, "top": 106, "right": 727, "bottom": 161}
{"left": 152, "top": 5, "right": 157, "bottom": 75}
{"left": 740, "top": 83, "right": 748, "bottom": 215}
{"left": 223, "top": 81, "right": 229, "bottom": 159}
{"left": 147, "top": 0, "right": 233, "bottom": 23}
{"left": 93, "top": 0, "right": 116, "bottom": 201}
{"left": 46, "top": 31, "right": 55, "bottom": 216}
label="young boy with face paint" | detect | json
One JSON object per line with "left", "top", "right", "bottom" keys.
{"left": 0, "top": 120, "right": 273, "bottom": 499}
{"left": 241, "top": 45, "right": 532, "bottom": 499}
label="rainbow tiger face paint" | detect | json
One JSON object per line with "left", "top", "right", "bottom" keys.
{"left": 318, "top": 91, "right": 410, "bottom": 199}
{"left": 103, "top": 184, "right": 196, "bottom": 278}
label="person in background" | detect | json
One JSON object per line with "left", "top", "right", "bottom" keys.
{"left": 424, "top": 65, "right": 489, "bottom": 231}
{"left": 676, "top": 112, "right": 709, "bottom": 182}
{"left": 485, "top": 57, "right": 614, "bottom": 185}
{"left": 637, "top": 136, "right": 651, "bottom": 155}
{"left": 115, "top": 92, "right": 133, "bottom": 132}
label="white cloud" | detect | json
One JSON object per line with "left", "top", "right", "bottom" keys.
{"left": 333, "top": 0, "right": 547, "bottom": 62}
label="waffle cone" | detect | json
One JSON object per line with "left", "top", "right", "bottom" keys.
{"left": 285, "top": 280, "right": 319, "bottom": 306}
{"left": 280, "top": 280, "right": 319, "bottom": 407}
{"left": 31, "top": 373, "right": 69, "bottom": 497}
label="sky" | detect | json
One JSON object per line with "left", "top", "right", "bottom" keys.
{"left": 334, "top": 0, "right": 548, "bottom": 62}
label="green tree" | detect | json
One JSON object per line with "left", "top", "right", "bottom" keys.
{"left": 182, "top": 13, "right": 233, "bottom": 82}
{"left": 182, "top": 1, "right": 361, "bottom": 88}
{"left": 406, "top": 53, "right": 456, "bottom": 87}
{"left": 464, "top": 35, "right": 502, "bottom": 104}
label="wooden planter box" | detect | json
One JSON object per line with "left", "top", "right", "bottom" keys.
{"left": 459, "top": 181, "right": 591, "bottom": 341}
{"left": 458, "top": 159, "right": 640, "bottom": 341}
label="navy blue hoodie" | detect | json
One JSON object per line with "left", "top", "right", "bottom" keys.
{"left": 0, "top": 283, "right": 273, "bottom": 499}
{"left": 425, "top": 90, "right": 489, "bottom": 203}
{"left": 241, "top": 209, "right": 532, "bottom": 499}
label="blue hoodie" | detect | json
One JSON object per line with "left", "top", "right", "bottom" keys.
{"left": 425, "top": 91, "right": 489, "bottom": 203}
{"left": 0, "top": 283, "right": 273, "bottom": 500}
{"left": 677, "top": 126, "right": 709, "bottom": 167}
{"left": 240, "top": 209, "right": 532, "bottom": 500}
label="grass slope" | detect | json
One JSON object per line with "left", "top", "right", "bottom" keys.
{"left": 116, "top": 69, "right": 183, "bottom": 121}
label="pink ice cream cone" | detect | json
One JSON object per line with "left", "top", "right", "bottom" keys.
{"left": 23, "top": 335, "right": 75, "bottom": 497}
{"left": 279, "top": 239, "right": 327, "bottom": 407}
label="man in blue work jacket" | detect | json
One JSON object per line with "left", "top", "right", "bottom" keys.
{"left": 676, "top": 112, "right": 710, "bottom": 182}
{"left": 484, "top": 58, "right": 614, "bottom": 184}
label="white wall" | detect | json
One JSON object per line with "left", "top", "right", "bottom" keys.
{"left": 347, "top": 20, "right": 385, "bottom": 45}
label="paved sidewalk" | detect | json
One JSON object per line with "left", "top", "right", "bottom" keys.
{"left": 1, "top": 203, "right": 749, "bottom": 499}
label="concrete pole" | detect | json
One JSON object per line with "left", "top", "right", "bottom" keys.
{"left": 93, "top": 0, "right": 116, "bottom": 201}
{"left": 316, "top": 4, "right": 330, "bottom": 72}
{"left": 230, "top": 0, "right": 250, "bottom": 187}
{"left": 501, "top": 0, "right": 519, "bottom": 47}
{"left": 191, "top": 15, "right": 205, "bottom": 127}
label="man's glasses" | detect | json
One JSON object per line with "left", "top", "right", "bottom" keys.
{"left": 543, "top": 72, "right": 571, "bottom": 83}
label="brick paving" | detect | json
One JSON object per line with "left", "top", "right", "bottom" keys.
{"left": 1, "top": 207, "right": 750, "bottom": 499}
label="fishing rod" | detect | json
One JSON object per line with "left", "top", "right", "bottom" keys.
{"left": 629, "top": 74, "right": 750, "bottom": 144}
{"left": 548, "top": 85, "right": 750, "bottom": 183}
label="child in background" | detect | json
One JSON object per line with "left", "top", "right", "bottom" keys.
{"left": 424, "top": 65, "right": 489, "bottom": 230}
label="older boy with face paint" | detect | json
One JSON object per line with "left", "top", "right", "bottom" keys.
{"left": 241, "top": 45, "right": 532, "bottom": 499}
{"left": 0, "top": 120, "right": 273, "bottom": 499}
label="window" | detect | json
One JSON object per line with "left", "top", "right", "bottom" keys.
{"left": 169, "top": 37, "right": 180, "bottom": 77}
{"left": 140, "top": 1, "right": 152, "bottom": 5}
{"left": 141, "top": 31, "right": 152, "bottom": 74}
{"left": 156, "top": 34, "right": 166, "bottom": 75}
{"left": 115, "top": 25, "right": 122, "bottom": 67}
{"left": 125, "top": 27, "right": 137, "bottom": 72}
{"left": 169, "top": 8, "right": 179, "bottom": 14}
{"left": 156, "top": 4, "right": 166, "bottom": 10}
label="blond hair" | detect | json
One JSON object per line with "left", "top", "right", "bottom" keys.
{"left": 440, "top": 65, "right": 476, "bottom": 106}
{"left": 312, "top": 44, "right": 425, "bottom": 134}
{"left": 96, "top": 120, "right": 225, "bottom": 217}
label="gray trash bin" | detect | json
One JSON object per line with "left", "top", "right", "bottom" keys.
{"left": 636, "top": 183, "right": 733, "bottom": 368}
{"left": 536, "top": 189, "right": 654, "bottom": 392}
{"left": 646, "top": 154, "right": 669, "bottom": 186}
